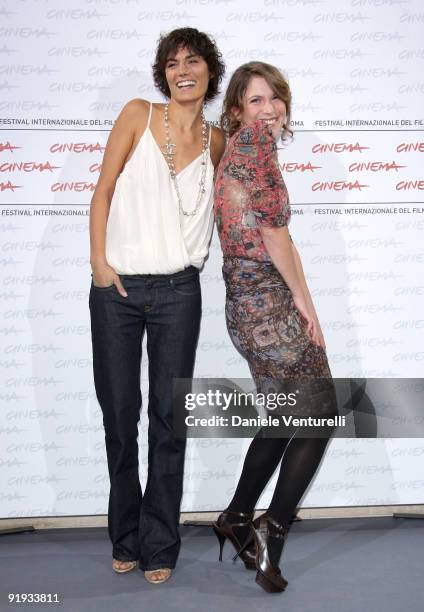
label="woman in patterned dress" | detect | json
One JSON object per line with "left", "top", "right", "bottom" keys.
{"left": 212, "top": 62, "right": 338, "bottom": 593}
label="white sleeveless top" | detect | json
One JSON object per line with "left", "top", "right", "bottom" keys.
{"left": 105, "top": 102, "right": 214, "bottom": 274}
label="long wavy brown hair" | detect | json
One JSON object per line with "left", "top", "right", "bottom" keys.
{"left": 221, "top": 62, "right": 293, "bottom": 141}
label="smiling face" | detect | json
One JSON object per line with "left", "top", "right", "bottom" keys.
{"left": 233, "top": 75, "right": 287, "bottom": 138}
{"left": 165, "top": 45, "right": 211, "bottom": 103}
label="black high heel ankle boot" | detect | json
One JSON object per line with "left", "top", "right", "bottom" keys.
{"left": 253, "top": 515, "right": 289, "bottom": 593}
{"left": 235, "top": 515, "right": 290, "bottom": 593}
{"left": 212, "top": 510, "right": 256, "bottom": 570}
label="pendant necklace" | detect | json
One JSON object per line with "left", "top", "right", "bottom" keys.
{"left": 163, "top": 103, "right": 209, "bottom": 217}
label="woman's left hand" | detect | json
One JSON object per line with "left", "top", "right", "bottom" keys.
{"left": 269, "top": 114, "right": 286, "bottom": 141}
{"left": 310, "top": 316, "right": 326, "bottom": 350}
{"left": 294, "top": 294, "right": 326, "bottom": 350}
{"left": 305, "top": 309, "right": 326, "bottom": 350}
{"left": 293, "top": 293, "right": 315, "bottom": 341}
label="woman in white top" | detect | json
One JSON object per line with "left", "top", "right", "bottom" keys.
{"left": 89, "top": 27, "right": 225, "bottom": 584}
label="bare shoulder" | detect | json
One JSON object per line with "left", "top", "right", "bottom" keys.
{"left": 98, "top": 99, "right": 151, "bottom": 184}
{"left": 122, "top": 98, "right": 150, "bottom": 115}
{"left": 210, "top": 125, "right": 226, "bottom": 168}
{"left": 115, "top": 98, "right": 151, "bottom": 131}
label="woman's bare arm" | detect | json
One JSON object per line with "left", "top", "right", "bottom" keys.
{"left": 210, "top": 126, "right": 226, "bottom": 178}
{"left": 290, "top": 239, "right": 325, "bottom": 348}
{"left": 260, "top": 226, "right": 302, "bottom": 297}
{"left": 260, "top": 225, "right": 324, "bottom": 347}
{"left": 89, "top": 99, "right": 149, "bottom": 295}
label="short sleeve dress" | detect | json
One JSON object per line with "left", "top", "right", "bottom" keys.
{"left": 214, "top": 120, "right": 336, "bottom": 417}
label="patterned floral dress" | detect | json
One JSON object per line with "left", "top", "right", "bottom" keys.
{"left": 214, "top": 120, "right": 336, "bottom": 417}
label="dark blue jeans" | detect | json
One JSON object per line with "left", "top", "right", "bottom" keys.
{"left": 89, "top": 266, "right": 201, "bottom": 571}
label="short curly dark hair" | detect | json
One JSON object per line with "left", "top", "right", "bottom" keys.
{"left": 152, "top": 28, "right": 225, "bottom": 104}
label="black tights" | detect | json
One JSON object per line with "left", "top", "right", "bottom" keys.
{"left": 227, "top": 425, "right": 333, "bottom": 528}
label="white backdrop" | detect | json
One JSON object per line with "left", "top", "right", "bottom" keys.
{"left": 1, "top": 0, "right": 423, "bottom": 518}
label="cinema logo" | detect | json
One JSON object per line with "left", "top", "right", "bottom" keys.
{"left": 51, "top": 182, "right": 97, "bottom": 192}
{"left": 399, "top": 49, "right": 424, "bottom": 60}
{"left": 348, "top": 161, "right": 405, "bottom": 172}
{"left": 4, "top": 344, "right": 61, "bottom": 354}
{"left": 0, "top": 162, "right": 60, "bottom": 173}
{"left": 137, "top": 10, "right": 195, "bottom": 21}
{"left": 177, "top": 0, "right": 235, "bottom": 6}
{"left": 350, "top": 32, "right": 406, "bottom": 43}
{"left": 313, "top": 83, "right": 368, "bottom": 94}
{"left": 400, "top": 11, "right": 424, "bottom": 24}
{"left": 89, "top": 101, "right": 125, "bottom": 112}
{"left": 0, "top": 27, "right": 55, "bottom": 39}
{"left": 48, "top": 46, "right": 108, "bottom": 58}
{"left": 285, "top": 67, "right": 320, "bottom": 78}
{"left": 294, "top": 102, "right": 321, "bottom": 112}
{"left": 312, "top": 142, "right": 369, "bottom": 153}
{"left": 49, "top": 82, "right": 111, "bottom": 93}
{"left": 226, "top": 48, "right": 285, "bottom": 60}
{"left": 1, "top": 100, "right": 58, "bottom": 112}
{"left": 1, "top": 64, "right": 57, "bottom": 76}
{"left": 396, "top": 142, "right": 424, "bottom": 153}
{"left": 350, "top": 67, "right": 406, "bottom": 78}
{"left": 50, "top": 142, "right": 105, "bottom": 153}
{"left": 88, "top": 65, "right": 143, "bottom": 77}
{"left": 46, "top": 9, "right": 107, "bottom": 20}
{"left": 264, "top": 31, "right": 322, "bottom": 43}
{"left": 396, "top": 180, "right": 424, "bottom": 190}
{"left": 313, "top": 50, "right": 369, "bottom": 61}
{"left": 0, "top": 181, "right": 20, "bottom": 191}
{"left": 87, "top": 29, "right": 144, "bottom": 40}
{"left": 350, "top": 102, "right": 405, "bottom": 112}
{"left": 280, "top": 162, "right": 321, "bottom": 172}
{"left": 313, "top": 11, "right": 368, "bottom": 24}
{"left": 226, "top": 12, "right": 285, "bottom": 22}
{"left": 0, "top": 141, "right": 20, "bottom": 153}
{"left": 312, "top": 180, "right": 368, "bottom": 191}
{"left": 56, "top": 456, "right": 106, "bottom": 467}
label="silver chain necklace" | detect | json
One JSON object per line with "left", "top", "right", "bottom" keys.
{"left": 163, "top": 103, "right": 209, "bottom": 217}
